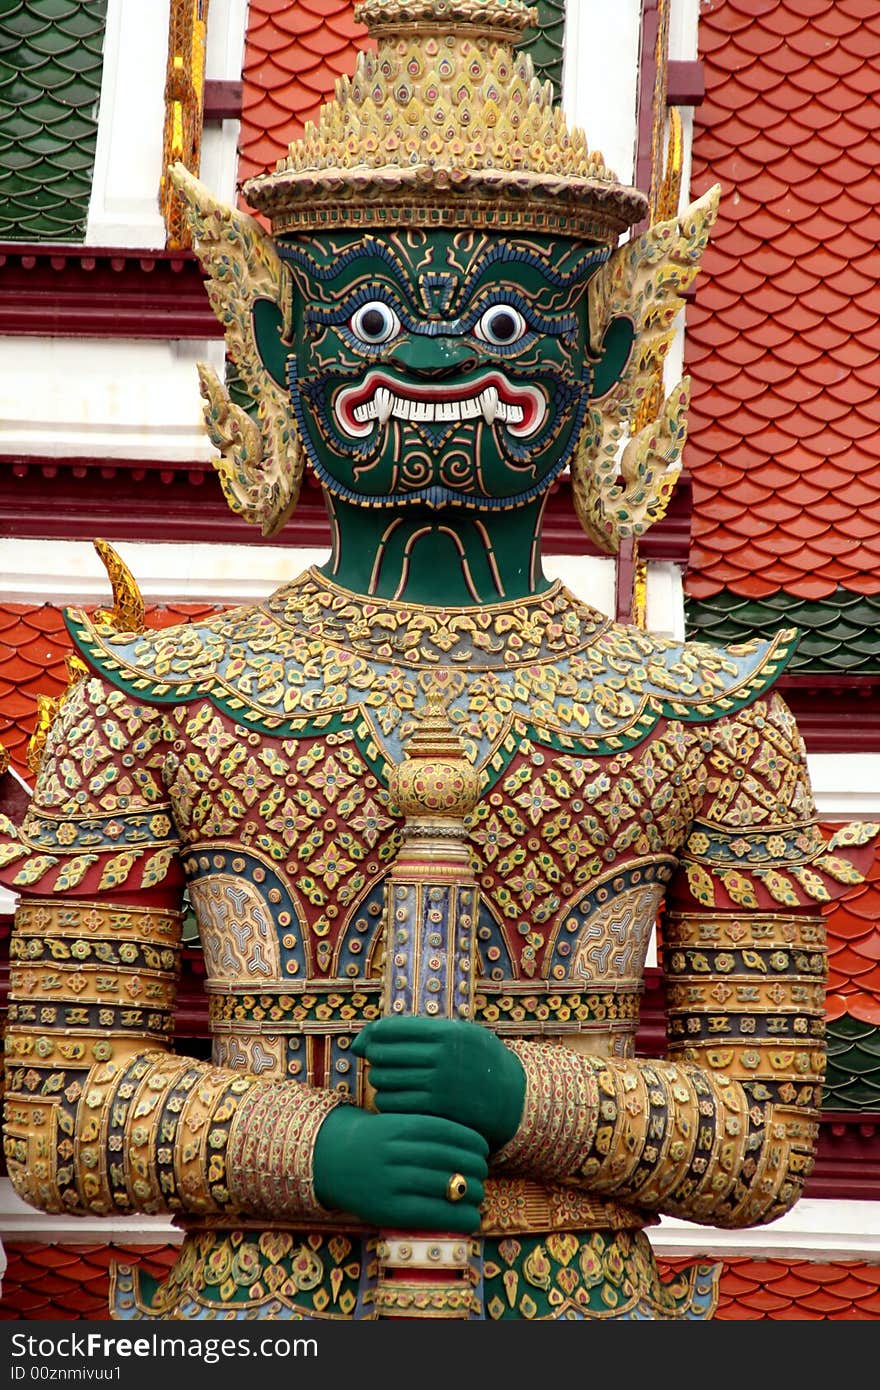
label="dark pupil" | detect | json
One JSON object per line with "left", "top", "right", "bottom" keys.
{"left": 361, "top": 307, "right": 387, "bottom": 339}
{"left": 490, "top": 310, "right": 517, "bottom": 341}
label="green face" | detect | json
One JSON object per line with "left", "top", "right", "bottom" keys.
{"left": 262, "top": 230, "right": 618, "bottom": 511}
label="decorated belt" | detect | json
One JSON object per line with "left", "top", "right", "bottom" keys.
{"left": 178, "top": 1177, "right": 652, "bottom": 1238}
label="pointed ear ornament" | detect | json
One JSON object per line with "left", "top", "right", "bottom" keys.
{"left": 572, "top": 184, "right": 721, "bottom": 553}
{"left": 169, "top": 163, "right": 304, "bottom": 536}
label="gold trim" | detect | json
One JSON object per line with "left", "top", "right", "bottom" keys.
{"left": 161, "top": 0, "right": 209, "bottom": 249}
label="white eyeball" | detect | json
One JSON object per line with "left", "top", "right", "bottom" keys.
{"left": 474, "top": 304, "right": 527, "bottom": 346}
{"left": 350, "top": 300, "right": 401, "bottom": 345}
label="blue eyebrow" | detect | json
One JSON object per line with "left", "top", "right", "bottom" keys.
{"left": 286, "top": 235, "right": 608, "bottom": 330}
{"left": 279, "top": 237, "right": 415, "bottom": 290}
{"left": 453, "top": 240, "right": 611, "bottom": 303}
{"left": 305, "top": 285, "right": 576, "bottom": 340}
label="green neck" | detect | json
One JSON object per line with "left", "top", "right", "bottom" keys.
{"left": 320, "top": 493, "right": 551, "bottom": 606}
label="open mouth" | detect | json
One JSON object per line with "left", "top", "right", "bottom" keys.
{"left": 334, "top": 370, "right": 547, "bottom": 440}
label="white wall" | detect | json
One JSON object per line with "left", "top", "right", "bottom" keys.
{"left": 0, "top": 337, "right": 225, "bottom": 462}
{"left": 86, "top": 0, "right": 172, "bottom": 248}
{"left": 86, "top": 0, "right": 249, "bottom": 246}
{"left": 562, "top": 0, "right": 643, "bottom": 185}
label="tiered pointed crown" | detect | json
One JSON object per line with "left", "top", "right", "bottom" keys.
{"left": 243, "top": 0, "right": 647, "bottom": 241}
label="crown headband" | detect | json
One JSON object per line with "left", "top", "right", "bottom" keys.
{"left": 242, "top": 0, "right": 648, "bottom": 240}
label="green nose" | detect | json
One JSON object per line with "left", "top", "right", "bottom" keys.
{"left": 387, "top": 334, "right": 479, "bottom": 378}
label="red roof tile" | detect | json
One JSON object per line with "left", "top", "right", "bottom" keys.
{"left": 0, "top": 1244, "right": 179, "bottom": 1321}
{"left": 0, "top": 603, "right": 220, "bottom": 779}
{"left": 685, "top": 1, "right": 880, "bottom": 600}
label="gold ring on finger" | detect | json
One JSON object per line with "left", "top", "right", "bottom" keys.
{"left": 446, "top": 1172, "right": 468, "bottom": 1203}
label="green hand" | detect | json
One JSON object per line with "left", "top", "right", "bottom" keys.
{"left": 351, "top": 1017, "right": 526, "bottom": 1151}
{"left": 313, "top": 1105, "right": 488, "bottom": 1233}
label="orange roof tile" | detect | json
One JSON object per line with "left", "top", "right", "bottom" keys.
{"left": 660, "top": 1257, "right": 880, "bottom": 1320}
{"left": 685, "top": 0, "right": 880, "bottom": 601}
{"left": 823, "top": 824, "right": 880, "bottom": 1026}
{"left": 237, "top": 0, "right": 367, "bottom": 199}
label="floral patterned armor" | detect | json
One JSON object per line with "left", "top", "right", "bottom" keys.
{"left": 2, "top": 0, "right": 877, "bottom": 1321}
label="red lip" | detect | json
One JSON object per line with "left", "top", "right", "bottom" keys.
{"left": 334, "top": 370, "right": 547, "bottom": 438}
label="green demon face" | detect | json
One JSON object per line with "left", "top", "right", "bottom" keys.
{"left": 255, "top": 229, "right": 631, "bottom": 511}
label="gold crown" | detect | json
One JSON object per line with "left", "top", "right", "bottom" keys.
{"left": 243, "top": 0, "right": 647, "bottom": 241}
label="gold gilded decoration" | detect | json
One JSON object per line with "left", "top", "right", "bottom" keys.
{"left": 243, "top": 0, "right": 646, "bottom": 241}
{"left": 112, "top": 1229, "right": 364, "bottom": 1319}
{"left": 169, "top": 164, "right": 304, "bottom": 536}
{"left": 4, "top": 0, "right": 878, "bottom": 1329}
{"left": 479, "top": 1177, "right": 649, "bottom": 1237}
{"left": 26, "top": 694, "right": 61, "bottom": 777}
{"left": 654, "top": 107, "right": 684, "bottom": 229}
{"left": 371, "top": 1281, "right": 479, "bottom": 1318}
{"left": 493, "top": 1033, "right": 812, "bottom": 1227}
{"left": 3, "top": 546, "right": 876, "bottom": 1316}
{"left": 225, "top": 1083, "right": 348, "bottom": 1219}
{"left": 13, "top": 898, "right": 181, "bottom": 945}
{"left": 613, "top": 0, "right": 682, "bottom": 614}
{"left": 376, "top": 671, "right": 482, "bottom": 1315}
{"left": 92, "top": 539, "right": 146, "bottom": 633}
{"left": 483, "top": 1230, "right": 719, "bottom": 1319}
{"left": 388, "top": 673, "right": 481, "bottom": 819}
{"left": 574, "top": 185, "right": 720, "bottom": 553}
{"left": 67, "top": 571, "right": 800, "bottom": 771}
{"left": 160, "top": 0, "right": 209, "bottom": 249}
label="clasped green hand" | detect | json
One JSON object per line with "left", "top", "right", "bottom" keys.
{"left": 351, "top": 1016, "right": 526, "bottom": 1150}
{"left": 313, "top": 1107, "right": 488, "bottom": 1233}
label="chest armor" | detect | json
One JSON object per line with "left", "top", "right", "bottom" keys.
{"left": 68, "top": 572, "right": 787, "bottom": 1099}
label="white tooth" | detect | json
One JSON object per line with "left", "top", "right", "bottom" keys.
{"left": 412, "top": 400, "right": 430, "bottom": 421}
{"left": 461, "top": 397, "right": 481, "bottom": 419}
{"left": 437, "top": 400, "right": 459, "bottom": 421}
{"left": 354, "top": 404, "right": 367, "bottom": 422}
{"left": 508, "top": 404, "right": 524, "bottom": 423}
{"left": 366, "top": 399, "right": 377, "bottom": 418}
{"left": 481, "top": 386, "right": 499, "bottom": 424}
{"left": 495, "top": 401, "right": 509, "bottom": 422}
{"left": 393, "top": 397, "right": 411, "bottom": 420}
{"left": 376, "top": 387, "right": 393, "bottom": 425}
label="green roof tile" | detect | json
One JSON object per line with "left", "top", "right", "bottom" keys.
{"left": 824, "top": 1015, "right": 880, "bottom": 1112}
{"left": 0, "top": 0, "right": 108, "bottom": 242}
{"left": 686, "top": 589, "right": 880, "bottom": 675}
{"left": 519, "top": 1, "right": 565, "bottom": 101}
